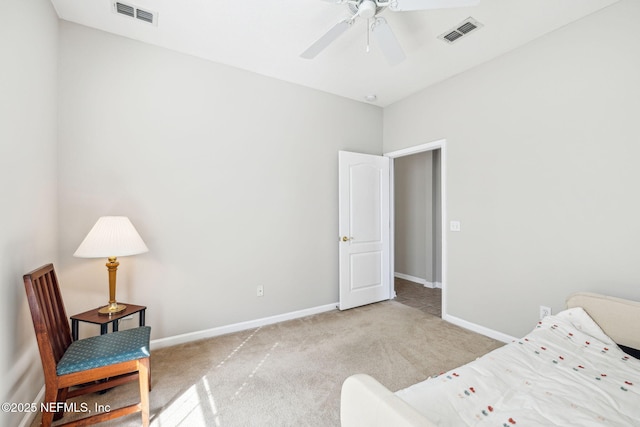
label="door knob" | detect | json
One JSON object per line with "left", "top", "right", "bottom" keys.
{"left": 341, "top": 236, "right": 353, "bottom": 242}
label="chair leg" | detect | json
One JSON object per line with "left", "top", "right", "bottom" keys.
{"left": 41, "top": 386, "right": 58, "bottom": 427}
{"left": 138, "top": 358, "right": 151, "bottom": 427}
{"left": 53, "top": 387, "right": 69, "bottom": 421}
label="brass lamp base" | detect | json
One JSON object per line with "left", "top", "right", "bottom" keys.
{"left": 98, "top": 302, "right": 127, "bottom": 316}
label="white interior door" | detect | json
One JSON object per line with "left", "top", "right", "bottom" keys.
{"left": 339, "top": 151, "right": 390, "bottom": 310}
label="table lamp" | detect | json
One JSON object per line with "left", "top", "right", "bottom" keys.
{"left": 74, "top": 216, "right": 149, "bottom": 315}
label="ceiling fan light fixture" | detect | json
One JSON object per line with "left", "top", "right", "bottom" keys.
{"left": 303, "top": 0, "right": 481, "bottom": 62}
{"left": 358, "top": 0, "right": 378, "bottom": 19}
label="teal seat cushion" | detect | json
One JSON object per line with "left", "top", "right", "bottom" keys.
{"left": 57, "top": 326, "right": 151, "bottom": 376}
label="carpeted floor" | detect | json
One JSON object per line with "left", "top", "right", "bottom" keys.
{"left": 36, "top": 300, "right": 503, "bottom": 427}
{"left": 394, "top": 277, "right": 442, "bottom": 317}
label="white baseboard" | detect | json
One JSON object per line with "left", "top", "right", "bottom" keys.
{"left": 150, "top": 303, "right": 338, "bottom": 350}
{"left": 18, "top": 387, "right": 43, "bottom": 427}
{"left": 443, "top": 314, "right": 516, "bottom": 344}
{"left": 21, "top": 303, "right": 339, "bottom": 425}
{"left": 20, "top": 302, "right": 511, "bottom": 427}
{"left": 394, "top": 272, "right": 437, "bottom": 288}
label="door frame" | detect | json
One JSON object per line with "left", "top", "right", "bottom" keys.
{"left": 385, "top": 139, "right": 447, "bottom": 318}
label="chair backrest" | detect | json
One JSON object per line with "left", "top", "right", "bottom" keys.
{"left": 23, "top": 264, "right": 73, "bottom": 375}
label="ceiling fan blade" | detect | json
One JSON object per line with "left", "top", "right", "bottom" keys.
{"left": 371, "top": 17, "right": 406, "bottom": 66}
{"left": 301, "top": 19, "right": 353, "bottom": 59}
{"left": 389, "top": 0, "right": 480, "bottom": 12}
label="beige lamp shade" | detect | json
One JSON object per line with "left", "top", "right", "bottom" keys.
{"left": 74, "top": 216, "right": 148, "bottom": 258}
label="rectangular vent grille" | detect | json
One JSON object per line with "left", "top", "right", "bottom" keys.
{"left": 443, "top": 31, "right": 463, "bottom": 43}
{"left": 113, "top": 1, "right": 158, "bottom": 26}
{"left": 116, "top": 2, "right": 134, "bottom": 17}
{"left": 136, "top": 9, "right": 154, "bottom": 23}
{"left": 438, "top": 17, "right": 483, "bottom": 44}
{"left": 457, "top": 21, "right": 478, "bottom": 34}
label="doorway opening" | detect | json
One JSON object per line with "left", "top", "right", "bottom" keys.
{"left": 386, "top": 140, "right": 446, "bottom": 318}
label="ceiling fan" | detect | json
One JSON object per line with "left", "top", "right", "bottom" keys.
{"left": 301, "top": 0, "right": 480, "bottom": 66}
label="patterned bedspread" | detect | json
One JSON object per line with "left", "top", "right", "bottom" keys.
{"left": 395, "top": 308, "right": 640, "bottom": 426}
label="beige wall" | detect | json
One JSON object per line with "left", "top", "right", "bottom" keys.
{"left": 56, "top": 22, "right": 383, "bottom": 340}
{"left": 0, "top": 0, "right": 59, "bottom": 425}
{"left": 384, "top": 0, "right": 640, "bottom": 337}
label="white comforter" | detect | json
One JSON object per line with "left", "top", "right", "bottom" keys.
{"left": 395, "top": 308, "right": 640, "bottom": 426}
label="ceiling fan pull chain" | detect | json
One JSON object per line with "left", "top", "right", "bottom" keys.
{"left": 366, "top": 18, "right": 371, "bottom": 53}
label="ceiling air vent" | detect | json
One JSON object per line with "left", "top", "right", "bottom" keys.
{"left": 115, "top": 2, "right": 134, "bottom": 17}
{"left": 438, "top": 17, "right": 483, "bottom": 44}
{"left": 136, "top": 9, "right": 154, "bottom": 24}
{"left": 112, "top": 1, "right": 158, "bottom": 26}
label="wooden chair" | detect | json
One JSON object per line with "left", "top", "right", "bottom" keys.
{"left": 23, "top": 263, "right": 151, "bottom": 426}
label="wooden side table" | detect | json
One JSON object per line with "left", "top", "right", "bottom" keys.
{"left": 71, "top": 303, "right": 147, "bottom": 341}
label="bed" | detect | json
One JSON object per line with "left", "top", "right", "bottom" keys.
{"left": 341, "top": 292, "right": 640, "bottom": 426}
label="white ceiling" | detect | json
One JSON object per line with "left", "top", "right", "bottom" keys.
{"left": 50, "top": 0, "right": 619, "bottom": 107}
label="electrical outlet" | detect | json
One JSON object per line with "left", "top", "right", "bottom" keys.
{"left": 257, "top": 285, "right": 264, "bottom": 297}
{"left": 539, "top": 305, "right": 551, "bottom": 320}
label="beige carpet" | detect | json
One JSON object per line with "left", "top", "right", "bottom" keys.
{"left": 394, "top": 278, "right": 442, "bottom": 317}
{"left": 36, "top": 301, "right": 503, "bottom": 427}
